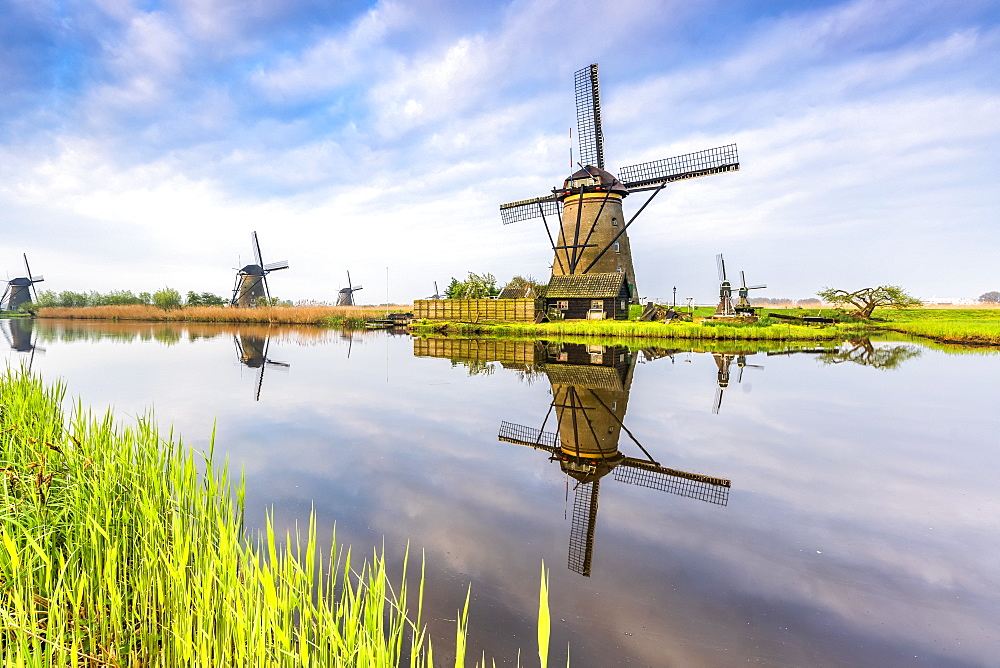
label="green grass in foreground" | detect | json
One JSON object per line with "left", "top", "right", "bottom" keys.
{"left": 0, "top": 368, "right": 554, "bottom": 666}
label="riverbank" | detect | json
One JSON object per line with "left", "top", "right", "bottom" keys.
{"left": 410, "top": 308, "right": 1000, "bottom": 346}
{"left": 0, "top": 368, "right": 538, "bottom": 666}
{"left": 36, "top": 304, "right": 414, "bottom": 327}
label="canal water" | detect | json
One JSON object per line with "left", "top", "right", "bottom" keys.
{"left": 4, "top": 318, "right": 999, "bottom": 666}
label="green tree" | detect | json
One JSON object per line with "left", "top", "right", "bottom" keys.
{"left": 185, "top": 291, "right": 225, "bottom": 306}
{"left": 457, "top": 272, "right": 499, "bottom": 299}
{"left": 445, "top": 277, "right": 463, "bottom": 299}
{"left": 817, "top": 285, "right": 922, "bottom": 319}
{"left": 34, "top": 290, "right": 59, "bottom": 308}
{"left": 152, "top": 287, "right": 182, "bottom": 309}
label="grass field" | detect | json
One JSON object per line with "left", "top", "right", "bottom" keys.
{"left": 0, "top": 368, "right": 549, "bottom": 666}
{"left": 37, "top": 304, "right": 413, "bottom": 328}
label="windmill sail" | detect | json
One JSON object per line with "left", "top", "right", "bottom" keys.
{"left": 568, "top": 480, "right": 600, "bottom": 577}
{"left": 619, "top": 145, "right": 740, "bottom": 190}
{"left": 499, "top": 194, "right": 561, "bottom": 225}
{"left": 574, "top": 64, "right": 605, "bottom": 170}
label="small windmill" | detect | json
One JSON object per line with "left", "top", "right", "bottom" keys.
{"left": 499, "top": 343, "right": 731, "bottom": 577}
{"left": 336, "top": 271, "right": 363, "bottom": 306}
{"left": 500, "top": 64, "right": 740, "bottom": 302}
{"left": 713, "top": 254, "right": 736, "bottom": 317}
{"left": 734, "top": 271, "right": 766, "bottom": 315}
{"left": 1, "top": 254, "right": 44, "bottom": 311}
{"left": 711, "top": 353, "right": 763, "bottom": 414}
{"left": 427, "top": 281, "right": 443, "bottom": 300}
{"left": 231, "top": 232, "right": 288, "bottom": 307}
{"left": 234, "top": 332, "right": 289, "bottom": 401}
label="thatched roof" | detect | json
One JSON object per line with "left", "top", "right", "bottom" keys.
{"left": 544, "top": 273, "right": 627, "bottom": 299}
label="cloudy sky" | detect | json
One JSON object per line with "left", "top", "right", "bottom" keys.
{"left": 1, "top": 0, "right": 997, "bottom": 304}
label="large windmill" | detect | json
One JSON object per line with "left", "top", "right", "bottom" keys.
{"left": 498, "top": 342, "right": 731, "bottom": 577}
{"left": 2, "top": 254, "right": 44, "bottom": 311}
{"left": 336, "top": 271, "right": 363, "bottom": 306}
{"left": 231, "top": 232, "right": 289, "bottom": 307}
{"left": 234, "top": 331, "right": 289, "bottom": 401}
{"left": 500, "top": 64, "right": 740, "bottom": 304}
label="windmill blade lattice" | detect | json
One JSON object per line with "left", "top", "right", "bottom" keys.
{"left": 499, "top": 195, "right": 561, "bottom": 225}
{"left": 568, "top": 480, "right": 600, "bottom": 577}
{"left": 716, "top": 253, "right": 727, "bottom": 281}
{"left": 618, "top": 144, "right": 739, "bottom": 190}
{"left": 574, "top": 64, "right": 605, "bottom": 170}
{"left": 614, "top": 460, "right": 730, "bottom": 506}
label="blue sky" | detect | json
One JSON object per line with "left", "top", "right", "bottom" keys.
{"left": 1, "top": 0, "right": 998, "bottom": 304}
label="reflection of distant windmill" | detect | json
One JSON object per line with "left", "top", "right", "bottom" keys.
{"left": 336, "top": 271, "right": 363, "bottom": 306}
{"left": 234, "top": 332, "right": 289, "bottom": 401}
{"left": 1, "top": 318, "right": 44, "bottom": 372}
{"left": 711, "top": 353, "right": 762, "bottom": 414}
{"left": 499, "top": 343, "right": 731, "bottom": 577}
{"left": 2, "top": 254, "right": 44, "bottom": 311}
{"left": 231, "top": 232, "right": 289, "bottom": 307}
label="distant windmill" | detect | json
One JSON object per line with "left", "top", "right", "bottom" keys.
{"left": 234, "top": 331, "right": 289, "bottom": 401}
{"left": 714, "top": 254, "right": 735, "bottom": 317}
{"left": 499, "top": 342, "right": 731, "bottom": 577}
{"left": 711, "top": 353, "right": 762, "bottom": 414}
{"left": 500, "top": 63, "right": 740, "bottom": 301}
{"left": 427, "top": 281, "right": 443, "bottom": 300}
{"left": 1, "top": 254, "right": 44, "bottom": 311}
{"left": 734, "top": 271, "right": 766, "bottom": 316}
{"left": 231, "top": 232, "right": 289, "bottom": 307}
{"left": 336, "top": 271, "right": 363, "bottom": 306}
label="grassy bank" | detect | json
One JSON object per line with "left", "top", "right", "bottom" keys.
{"left": 0, "top": 368, "right": 541, "bottom": 666}
{"left": 866, "top": 309, "right": 1000, "bottom": 345}
{"left": 411, "top": 317, "right": 856, "bottom": 342}
{"left": 37, "top": 304, "right": 413, "bottom": 328}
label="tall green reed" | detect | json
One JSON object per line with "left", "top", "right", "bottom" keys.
{"left": 0, "top": 367, "right": 555, "bottom": 666}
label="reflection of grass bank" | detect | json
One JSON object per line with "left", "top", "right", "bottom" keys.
{"left": 410, "top": 308, "right": 1000, "bottom": 347}
{"left": 0, "top": 369, "right": 522, "bottom": 666}
{"left": 37, "top": 304, "right": 412, "bottom": 328}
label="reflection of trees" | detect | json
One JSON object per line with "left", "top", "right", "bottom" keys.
{"left": 818, "top": 338, "right": 921, "bottom": 370}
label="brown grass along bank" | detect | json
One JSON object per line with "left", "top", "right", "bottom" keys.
{"left": 37, "top": 304, "right": 413, "bottom": 326}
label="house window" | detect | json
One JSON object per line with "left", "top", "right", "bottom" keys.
{"left": 557, "top": 352, "right": 568, "bottom": 362}
{"left": 556, "top": 300, "right": 568, "bottom": 310}
{"left": 611, "top": 401, "right": 617, "bottom": 412}
{"left": 613, "top": 241, "right": 620, "bottom": 253}
{"left": 611, "top": 217, "right": 618, "bottom": 226}
{"left": 616, "top": 266, "right": 623, "bottom": 273}
{"left": 620, "top": 300, "right": 626, "bottom": 310}
{"left": 591, "top": 300, "right": 603, "bottom": 310}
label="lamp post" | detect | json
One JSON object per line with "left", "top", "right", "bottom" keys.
{"left": 673, "top": 286, "right": 677, "bottom": 308}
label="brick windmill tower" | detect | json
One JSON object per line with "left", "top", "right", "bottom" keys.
{"left": 500, "top": 64, "right": 740, "bottom": 313}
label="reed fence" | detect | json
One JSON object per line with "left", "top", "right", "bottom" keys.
{"left": 413, "top": 299, "right": 538, "bottom": 322}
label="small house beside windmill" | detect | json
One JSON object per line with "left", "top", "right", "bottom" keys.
{"left": 543, "top": 274, "right": 630, "bottom": 320}
{"left": 231, "top": 232, "right": 288, "bottom": 307}
{"left": 336, "top": 271, "right": 363, "bottom": 306}
{"left": 500, "top": 64, "right": 740, "bottom": 319}
{"left": 2, "top": 254, "right": 44, "bottom": 311}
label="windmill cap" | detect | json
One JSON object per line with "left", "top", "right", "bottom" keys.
{"left": 240, "top": 264, "right": 264, "bottom": 275}
{"left": 10, "top": 277, "right": 32, "bottom": 286}
{"left": 561, "top": 165, "right": 629, "bottom": 198}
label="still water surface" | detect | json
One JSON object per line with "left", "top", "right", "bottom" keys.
{"left": 4, "top": 318, "right": 999, "bottom": 667}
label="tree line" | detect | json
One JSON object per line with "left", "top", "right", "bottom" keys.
{"left": 31, "top": 289, "right": 227, "bottom": 309}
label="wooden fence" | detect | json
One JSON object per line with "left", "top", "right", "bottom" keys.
{"left": 413, "top": 299, "right": 538, "bottom": 322}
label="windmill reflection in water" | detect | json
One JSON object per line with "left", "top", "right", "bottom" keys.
{"left": 233, "top": 330, "right": 289, "bottom": 401}
{"left": 498, "top": 342, "right": 731, "bottom": 577}
{"left": 1, "top": 317, "right": 43, "bottom": 371}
